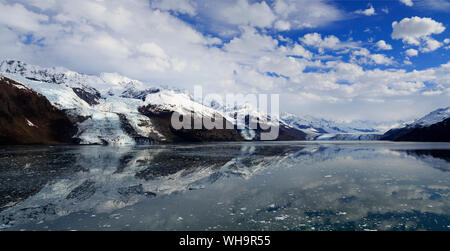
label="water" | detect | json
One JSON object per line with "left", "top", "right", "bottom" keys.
{"left": 0, "top": 142, "right": 449, "bottom": 231}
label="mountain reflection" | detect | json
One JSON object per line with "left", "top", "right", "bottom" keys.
{"left": 0, "top": 142, "right": 449, "bottom": 230}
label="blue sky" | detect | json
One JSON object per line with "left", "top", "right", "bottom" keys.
{"left": 329, "top": 0, "right": 450, "bottom": 69}
{"left": 0, "top": 0, "right": 449, "bottom": 121}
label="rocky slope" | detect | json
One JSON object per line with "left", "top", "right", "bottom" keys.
{"left": 0, "top": 76, "right": 77, "bottom": 145}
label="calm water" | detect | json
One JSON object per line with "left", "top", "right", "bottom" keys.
{"left": 0, "top": 142, "right": 449, "bottom": 231}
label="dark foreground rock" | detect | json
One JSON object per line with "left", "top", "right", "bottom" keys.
{"left": 0, "top": 76, "right": 77, "bottom": 145}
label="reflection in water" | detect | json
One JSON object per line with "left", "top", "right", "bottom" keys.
{"left": 0, "top": 142, "right": 449, "bottom": 231}
{"left": 397, "top": 149, "right": 450, "bottom": 172}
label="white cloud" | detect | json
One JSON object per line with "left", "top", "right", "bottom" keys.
{"left": 301, "top": 33, "right": 339, "bottom": 49}
{"left": 138, "top": 43, "right": 168, "bottom": 59}
{"left": 369, "top": 54, "right": 395, "bottom": 65}
{"left": 406, "top": 48, "right": 418, "bottom": 57}
{"left": 399, "top": 0, "right": 414, "bottom": 7}
{"left": 421, "top": 37, "right": 442, "bottom": 52}
{"left": 290, "top": 44, "right": 313, "bottom": 59}
{"left": 272, "top": 0, "right": 344, "bottom": 30}
{"left": 150, "top": 0, "right": 197, "bottom": 16}
{"left": 376, "top": 40, "right": 393, "bottom": 50}
{"left": 0, "top": 2, "right": 48, "bottom": 31}
{"left": 274, "top": 20, "right": 291, "bottom": 31}
{"left": 300, "top": 33, "right": 359, "bottom": 52}
{"left": 351, "top": 48, "right": 394, "bottom": 65}
{"left": 221, "top": 0, "right": 276, "bottom": 28}
{"left": 354, "top": 4, "right": 376, "bottom": 16}
{"left": 392, "top": 17, "right": 445, "bottom": 45}
{"left": 416, "top": 0, "right": 450, "bottom": 11}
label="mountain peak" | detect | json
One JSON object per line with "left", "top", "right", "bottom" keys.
{"left": 410, "top": 106, "right": 450, "bottom": 127}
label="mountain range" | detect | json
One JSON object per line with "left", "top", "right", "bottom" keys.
{"left": 0, "top": 60, "right": 449, "bottom": 145}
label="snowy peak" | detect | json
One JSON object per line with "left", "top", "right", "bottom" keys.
{"left": 280, "top": 112, "right": 396, "bottom": 135}
{"left": 0, "top": 60, "right": 69, "bottom": 85}
{"left": 409, "top": 107, "right": 450, "bottom": 128}
{"left": 0, "top": 60, "right": 153, "bottom": 98}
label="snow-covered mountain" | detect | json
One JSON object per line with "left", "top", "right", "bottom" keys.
{"left": 382, "top": 106, "right": 450, "bottom": 142}
{"left": 0, "top": 60, "right": 306, "bottom": 145}
{"left": 281, "top": 112, "right": 401, "bottom": 140}
{"left": 408, "top": 107, "right": 450, "bottom": 128}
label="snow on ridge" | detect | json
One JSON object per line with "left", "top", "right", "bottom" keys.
{"left": 0, "top": 60, "right": 153, "bottom": 97}
{"left": 145, "top": 90, "right": 218, "bottom": 118}
{"left": 281, "top": 112, "right": 400, "bottom": 136}
{"left": 409, "top": 106, "right": 450, "bottom": 127}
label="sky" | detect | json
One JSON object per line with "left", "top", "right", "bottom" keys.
{"left": 0, "top": 0, "right": 449, "bottom": 122}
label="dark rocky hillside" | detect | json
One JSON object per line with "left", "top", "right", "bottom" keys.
{"left": 0, "top": 76, "right": 77, "bottom": 145}
{"left": 138, "top": 104, "right": 245, "bottom": 142}
{"left": 382, "top": 118, "right": 450, "bottom": 142}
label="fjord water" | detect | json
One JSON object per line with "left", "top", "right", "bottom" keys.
{"left": 0, "top": 142, "right": 449, "bottom": 231}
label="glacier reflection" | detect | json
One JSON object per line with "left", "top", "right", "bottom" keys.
{"left": 0, "top": 142, "right": 449, "bottom": 230}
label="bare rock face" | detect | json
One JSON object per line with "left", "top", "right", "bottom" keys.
{"left": 71, "top": 87, "right": 101, "bottom": 106}
{"left": 0, "top": 76, "right": 77, "bottom": 145}
{"left": 138, "top": 104, "right": 244, "bottom": 142}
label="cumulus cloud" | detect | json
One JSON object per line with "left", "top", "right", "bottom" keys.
{"left": 399, "top": 0, "right": 414, "bottom": 6}
{"left": 351, "top": 48, "right": 394, "bottom": 65}
{"left": 392, "top": 17, "right": 445, "bottom": 45}
{"left": 406, "top": 48, "right": 419, "bottom": 57}
{"left": 354, "top": 4, "right": 376, "bottom": 16}
{"left": 274, "top": 20, "right": 291, "bottom": 31}
{"left": 301, "top": 33, "right": 340, "bottom": 49}
{"left": 221, "top": 0, "right": 276, "bottom": 28}
{"left": 421, "top": 38, "right": 443, "bottom": 52}
{"left": 300, "top": 34, "right": 393, "bottom": 65}
{"left": 300, "top": 33, "right": 360, "bottom": 53}
{"left": 376, "top": 40, "right": 393, "bottom": 50}
{"left": 272, "top": 0, "right": 344, "bottom": 30}
{"left": 392, "top": 17, "right": 446, "bottom": 53}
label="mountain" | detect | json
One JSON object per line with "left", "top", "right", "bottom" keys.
{"left": 0, "top": 76, "right": 77, "bottom": 145}
{"left": 0, "top": 60, "right": 306, "bottom": 145}
{"left": 382, "top": 107, "right": 450, "bottom": 142}
{"left": 281, "top": 112, "right": 400, "bottom": 140}
{"left": 407, "top": 107, "right": 450, "bottom": 128}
